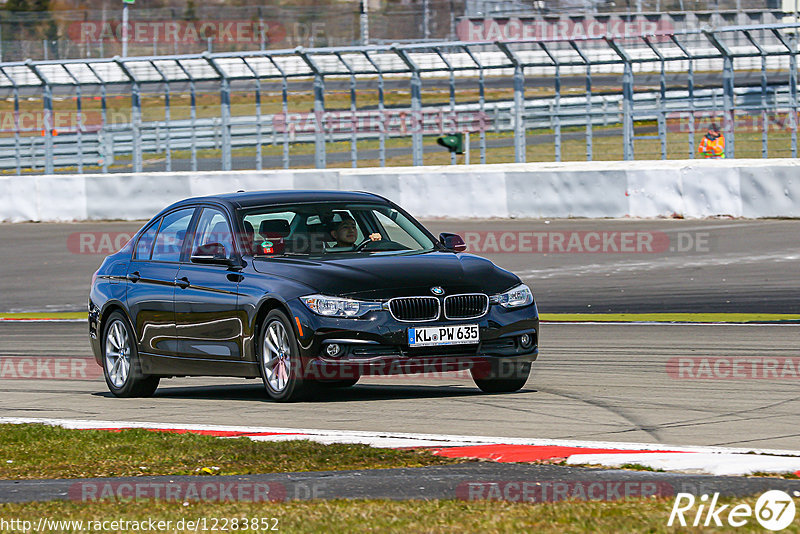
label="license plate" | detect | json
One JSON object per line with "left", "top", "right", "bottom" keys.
{"left": 407, "top": 324, "right": 480, "bottom": 347}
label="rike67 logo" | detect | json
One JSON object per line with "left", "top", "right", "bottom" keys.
{"left": 669, "top": 490, "right": 798, "bottom": 531}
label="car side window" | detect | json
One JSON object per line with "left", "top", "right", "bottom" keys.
{"left": 151, "top": 208, "right": 195, "bottom": 263}
{"left": 134, "top": 219, "right": 160, "bottom": 260}
{"left": 192, "top": 208, "right": 235, "bottom": 259}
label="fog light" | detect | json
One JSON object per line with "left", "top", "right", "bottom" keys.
{"left": 519, "top": 334, "right": 532, "bottom": 348}
{"left": 326, "top": 344, "right": 341, "bottom": 357}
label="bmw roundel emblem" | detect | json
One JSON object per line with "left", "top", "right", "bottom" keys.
{"left": 431, "top": 286, "right": 444, "bottom": 295}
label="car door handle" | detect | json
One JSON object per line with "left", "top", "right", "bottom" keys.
{"left": 176, "top": 277, "right": 190, "bottom": 289}
{"left": 126, "top": 271, "right": 140, "bottom": 283}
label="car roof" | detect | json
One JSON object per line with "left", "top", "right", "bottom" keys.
{"left": 166, "top": 190, "right": 390, "bottom": 211}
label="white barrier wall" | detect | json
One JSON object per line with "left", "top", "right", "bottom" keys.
{"left": 2, "top": 159, "right": 799, "bottom": 222}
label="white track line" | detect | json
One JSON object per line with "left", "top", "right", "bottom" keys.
{"left": 3, "top": 417, "right": 800, "bottom": 457}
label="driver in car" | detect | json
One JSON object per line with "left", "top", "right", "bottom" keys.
{"left": 328, "top": 214, "right": 381, "bottom": 251}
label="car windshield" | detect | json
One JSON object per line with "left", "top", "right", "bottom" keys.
{"left": 239, "top": 202, "right": 437, "bottom": 257}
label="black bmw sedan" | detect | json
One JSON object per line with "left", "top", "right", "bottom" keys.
{"left": 89, "top": 190, "right": 539, "bottom": 401}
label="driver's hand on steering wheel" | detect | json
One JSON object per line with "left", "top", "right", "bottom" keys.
{"left": 369, "top": 233, "right": 382, "bottom": 242}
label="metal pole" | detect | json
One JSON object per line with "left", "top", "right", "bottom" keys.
{"left": 267, "top": 55, "right": 290, "bottom": 169}
{"left": 744, "top": 30, "right": 768, "bottom": 158}
{"left": 86, "top": 62, "right": 109, "bottom": 172}
{"left": 100, "top": 82, "right": 109, "bottom": 172}
{"left": 297, "top": 49, "right": 326, "bottom": 169}
{"left": 175, "top": 57, "right": 197, "bottom": 172}
{"left": 703, "top": 30, "right": 735, "bottom": 158}
{"left": 26, "top": 61, "right": 54, "bottom": 174}
{"left": 114, "top": 58, "right": 143, "bottom": 172}
{"left": 463, "top": 45, "right": 487, "bottom": 164}
{"left": 363, "top": 51, "right": 386, "bottom": 167}
{"left": 393, "top": 47, "right": 423, "bottom": 166}
{"left": 539, "top": 42, "right": 560, "bottom": 162}
{"left": 189, "top": 79, "right": 197, "bottom": 171}
{"left": 122, "top": 3, "right": 129, "bottom": 57}
{"left": 435, "top": 49, "right": 457, "bottom": 165}
{"left": 790, "top": 41, "right": 798, "bottom": 158}
{"left": 360, "top": 1, "right": 369, "bottom": 45}
{"left": 570, "top": 42, "right": 593, "bottom": 161}
{"left": 497, "top": 42, "right": 525, "bottom": 163}
{"left": 423, "top": 0, "right": 430, "bottom": 40}
{"left": 607, "top": 39, "right": 634, "bottom": 161}
{"left": 151, "top": 61, "right": 172, "bottom": 172}
{"left": 337, "top": 52, "right": 359, "bottom": 168}
{"left": 670, "top": 35, "right": 695, "bottom": 159}
{"left": 242, "top": 59, "right": 263, "bottom": 171}
{"left": 11, "top": 82, "right": 21, "bottom": 174}
{"left": 644, "top": 37, "right": 667, "bottom": 160}
{"left": 204, "top": 54, "right": 233, "bottom": 171}
{"left": 410, "top": 69, "right": 423, "bottom": 165}
{"left": 64, "top": 69, "right": 84, "bottom": 174}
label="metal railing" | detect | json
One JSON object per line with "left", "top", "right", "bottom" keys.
{"left": 1, "top": 22, "right": 799, "bottom": 174}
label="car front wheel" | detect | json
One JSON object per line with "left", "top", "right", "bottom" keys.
{"left": 471, "top": 361, "right": 530, "bottom": 393}
{"left": 259, "top": 310, "right": 315, "bottom": 402}
{"left": 102, "top": 311, "right": 159, "bottom": 398}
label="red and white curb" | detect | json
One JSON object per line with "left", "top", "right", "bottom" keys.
{"left": 3, "top": 417, "right": 800, "bottom": 477}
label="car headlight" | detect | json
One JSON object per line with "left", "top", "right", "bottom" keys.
{"left": 490, "top": 284, "right": 534, "bottom": 308}
{"left": 300, "top": 294, "right": 383, "bottom": 318}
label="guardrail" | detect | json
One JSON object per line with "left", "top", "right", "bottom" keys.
{"left": 1, "top": 23, "right": 799, "bottom": 173}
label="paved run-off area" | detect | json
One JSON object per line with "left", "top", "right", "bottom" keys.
{"left": 1, "top": 320, "right": 798, "bottom": 450}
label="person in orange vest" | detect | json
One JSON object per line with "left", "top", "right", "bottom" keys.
{"left": 698, "top": 123, "right": 725, "bottom": 159}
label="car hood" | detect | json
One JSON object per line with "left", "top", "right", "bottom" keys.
{"left": 251, "top": 251, "right": 520, "bottom": 299}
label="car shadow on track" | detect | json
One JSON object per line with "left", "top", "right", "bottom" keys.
{"left": 92, "top": 383, "right": 536, "bottom": 402}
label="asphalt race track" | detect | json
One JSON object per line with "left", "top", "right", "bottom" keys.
{"left": 0, "top": 219, "right": 799, "bottom": 451}
{"left": 2, "top": 218, "right": 799, "bottom": 314}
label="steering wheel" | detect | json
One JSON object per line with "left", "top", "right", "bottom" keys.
{"left": 354, "top": 238, "right": 380, "bottom": 252}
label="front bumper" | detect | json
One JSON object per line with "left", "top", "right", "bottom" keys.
{"left": 287, "top": 299, "right": 539, "bottom": 380}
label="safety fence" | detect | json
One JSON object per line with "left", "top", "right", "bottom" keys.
{"left": 0, "top": 22, "right": 799, "bottom": 174}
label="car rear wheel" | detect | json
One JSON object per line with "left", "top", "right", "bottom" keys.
{"left": 471, "top": 361, "right": 530, "bottom": 393}
{"left": 102, "top": 311, "right": 159, "bottom": 398}
{"left": 259, "top": 310, "right": 315, "bottom": 402}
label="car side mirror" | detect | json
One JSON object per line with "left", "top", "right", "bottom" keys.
{"left": 191, "top": 242, "right": 233, "bottom": 266}
{"left": 439, "top": 232, "right": 467, "bottom": 252}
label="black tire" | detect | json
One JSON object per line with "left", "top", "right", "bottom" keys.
{"left": 102, "top": 311, "right": 159, "bottom": 398}
{"left": 258, "top": 310, "right": 315, "bottom": 402}
{"left": 471, "top": 361, "right": 531, "bottom": 393}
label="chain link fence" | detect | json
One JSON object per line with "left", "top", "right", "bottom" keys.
{"left": 0, "top": 22, "right": 798, "bottom": 174}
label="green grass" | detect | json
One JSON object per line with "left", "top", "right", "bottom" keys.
{"left": 0, "top": 312, "right": 86, "bottom": 320}
{"left": 0, "top": 424, "right": 463, "bottom": 480}
{"left": 2, "top": 498, "right": 795, "bottom": 533}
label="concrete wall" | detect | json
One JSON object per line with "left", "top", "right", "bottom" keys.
{"left": 2, "top": 159, "right": 799, "bottom": 222}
